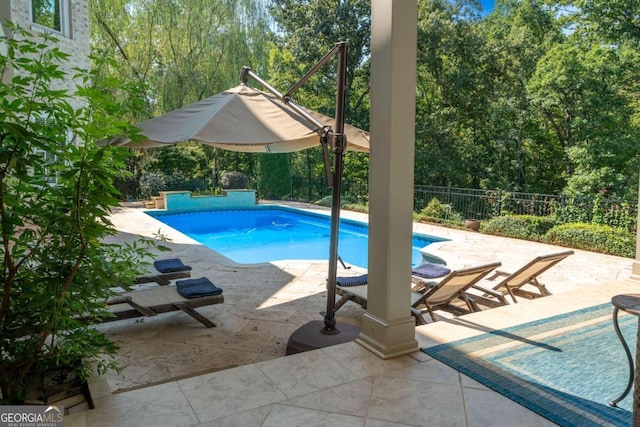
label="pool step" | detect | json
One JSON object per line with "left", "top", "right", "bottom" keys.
{"left": 142, "top": 196, "right": 166, "bottom": 210}
{"left": 151, "top": 196, "right": 165, "bottom": 209}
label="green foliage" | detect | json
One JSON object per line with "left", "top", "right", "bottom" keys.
{"left": 145, "top": 144, "right": 210, "bottom": 178}
{"left": 595, "top": 203, "right": 637, "bottom": 232}
{"left": 268, "top": 0, "right": 371, "bottom": 198}
{"left": 90, "top": 0, "right": 272, "bottom": 113}
{"left": 481, "top": 214, "right": 635, "bottom": 258}
{"left": 342, "top": 203, "right": 368, "bottom": 213}
{"left": 551, "top": 202, "right": 591, "bottom": 225}
{"left": 544, "top": 223, "right": 635, "bottom": 258}
{"left": 314, "top": 195, "right": 357, "bottom": 207}
{"left": 0, "top": 24, "right": 160, "bottom": 402}
{"left": 550, "top": 195, "right": 638, "bottom": 232}
{"left": 415, "top": 198, "right": 464, "bottom": 223}
{"left": 257, "top": 153, "right": 292, "bottom": 199}
{"left": 412, "top": 0, "right": 640, "bottom": 199}
{"left": 84, "top": 0, "right": 640, "bottom": 205}
{"left": 138, "top": 171, "right": 167, "bottom": 199}
{"left": 590, "top": 193, "right": 637, "bottom": 232}
{"left": 90, "top": 0, "right": 270, "bottom": 199}
{"left": 483, "top": 215, "right": 556, "bottom": 240}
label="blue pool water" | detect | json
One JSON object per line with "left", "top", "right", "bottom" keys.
{"left": 146, "top": 207, "right": 445, "bottom": 268}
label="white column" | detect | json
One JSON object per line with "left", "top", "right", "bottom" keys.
{"left": 356, "top": 0, "right": 419, "bottom": 358}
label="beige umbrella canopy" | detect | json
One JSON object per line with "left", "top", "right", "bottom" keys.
{"left": 111, "top": 84, "right": 369, "bottom": 153}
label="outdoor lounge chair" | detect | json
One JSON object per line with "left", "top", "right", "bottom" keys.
{"left": 334, "top": 262, "right": 452, "bottom": 312}
{"left": 133, "top": 270, "right": 191, "bottom": 287}
{"left": 124, "top": 258, "right": 192, "bottom": 289}
{"left": 335, "top": 262, "right": 501, "bottom": 325}
{"left": 101, "top": 277, "right": 224, "bottom": 327}
{"left": 479, "top": 250, "right": 574, "bottom": 303}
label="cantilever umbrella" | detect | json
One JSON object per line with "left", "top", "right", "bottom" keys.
{"left": 112, "top": 44, "right": 364, "bottom": 342}
{"left": 110, "top": 83, "right": 369, "bottom": 153}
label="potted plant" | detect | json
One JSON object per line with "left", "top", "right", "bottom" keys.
{"left": 464, "top": 219, "right": 481, "bottom": 231}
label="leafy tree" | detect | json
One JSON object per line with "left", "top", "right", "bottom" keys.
{"left": 140, "top": 143, "right": 213, "bottom": 194}
{"left": 221, "top": 171, "right": 249, "bottom": 189}
{"left": 563, "top": 0, "right": 640, "bottom": 46}
{"left": 269, "top": 0, "right": 371, "bottom": 200}
{"left": 85, "top": 0, "right": 640, "bottom": 206}
{"left": 541, "top": 0, "right": 640, "bottom": 198}
{"left": 527, "top": 41, "right": 639, "bottom": 198}
{"left": 0, "top": 24, "right": 159, "bottom": 401}
{"left": 415, "top": 0, "right": 488, "bottom": 188}
{"left": 90, "top": 0, "right": 272, "bottom": 112}
{"left": 480, "top": 0, "right": 564, "bottom": 192}
{"left": 89, "top": 0, "right": 272, "bottom": 197}
{"left": 415, "top": 0, "right": 640, "bottom": 201}
{"left": 257, "top": 153, "right": 291, "bottom": 199}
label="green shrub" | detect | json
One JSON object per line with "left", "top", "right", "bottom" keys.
{"left": 483, "top": 215, "right": 556, "bottom": 240}
{"left": 0, "top": 25, "right": 163, "bottom": 401}
{"left": 544, "top": 223, "right": 635, "bottom": 258}
{"left": 314, "top": 195, "right": 357, "bottom": 207}
{"left": 416, "top": 198, "right": 463, "bottom": 223}
{"left": 551, "top": 203, "right": 591, "bottom": 225}
{"left": 257, "top": 153, "right": 291, "bottom": 199}
{"left": 593, "top": 200, "right": 636, "bottom": 233}
{"left": 342, "top": 203, "right": 368, "bottom": 213}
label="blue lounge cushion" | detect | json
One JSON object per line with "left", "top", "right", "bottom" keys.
{"left": 154, "top": 258, "right": 192, "bottom": 273}
{"left": 336, "top": 274, "right": 369, "bottom": 287}
{"left": 176, "top": 277, "right": 223, "bottom": 299}
{"left": 411, "top": 263, "right": 451, "bottom": 279}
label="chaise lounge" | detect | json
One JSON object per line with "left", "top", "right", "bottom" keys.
{"left": 103, "top": 277, "right": 224, "bottom": 327}
{"left": 479, "top": 250, "right": 574, "bottom": 303}
{"left": 335, "top": 262, "right": 501, "bottom": 324}
{"left": 135, "top": 258, "right": 192, "bottom": 285}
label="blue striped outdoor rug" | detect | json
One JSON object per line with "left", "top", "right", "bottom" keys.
{"left": 423, "top": 303, "right": 635, "bottom": 426}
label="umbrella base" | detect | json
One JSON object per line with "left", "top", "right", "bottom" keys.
{"left": 286, "top": 320, "right": 361, "bottom": 355}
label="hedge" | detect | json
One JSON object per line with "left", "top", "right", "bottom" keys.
{"left": 544, "top": 223, "right": 635, "bottom": 258}
{"left": 482, "top": 215, "right": 556, "bottom": 241}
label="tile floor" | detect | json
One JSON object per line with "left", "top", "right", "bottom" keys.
{"left": 64, "top": 201, "right": 637, "bottom": 426}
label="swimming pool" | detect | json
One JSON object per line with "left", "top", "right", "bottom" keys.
{"left": 146, "top": 206, "right": 445, "bottom": 268}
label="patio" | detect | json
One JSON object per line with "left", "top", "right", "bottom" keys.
{"left": 65, "top": 201, "right": 635, "bottom": 426}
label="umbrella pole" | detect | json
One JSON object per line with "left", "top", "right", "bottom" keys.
{"left": 324, "top": 139, "right": 344, "bottom": 333}
{"left": 323, "top": 41, "right": 348, "bottom": 334}
{"left": 242, "top": 42, "right": 362, "bottom": 353}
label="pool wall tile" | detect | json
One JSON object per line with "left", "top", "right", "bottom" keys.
{"left": 162, "top": 190, "right": 257, "bottom": 211}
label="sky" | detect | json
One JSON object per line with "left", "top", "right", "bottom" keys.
{"left": 480, "top": 0, "right": 495, "bottom": 14}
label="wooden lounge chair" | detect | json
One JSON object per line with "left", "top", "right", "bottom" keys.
{"left": 335, "top": 262, "right": 501, "bottom": 325}
{"left": 479, "top": 250, "right": 574, "bottom": 303}
{"left": 132, "top": 271, "right": 191, "bottom": 287}
{"left": 120, "top": 258, "right": 192, "bottom": 290}
{"left": 102, "top": 283, "right": 223, "bottom": 328}
{"left": 334, "top": 262, "right": 451, "bottom": 312}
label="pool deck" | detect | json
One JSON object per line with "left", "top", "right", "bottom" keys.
{"left": 65, "top": 201, "right": 638, "bottom": 426}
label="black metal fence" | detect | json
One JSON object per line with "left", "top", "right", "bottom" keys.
{"left": 287, "top": 181, "right": 637, "bottom": 226}
{"left": 413, "top": 186, "right": 571, "bottom": 220}
{"left": 413, "top": 185, "right": 638, "bottom": 230}
{"left": 125, "top": 173, "right": 637, "bottom": 230}
{"left": 289, "top": 178, "right": 369, "bottom": 203}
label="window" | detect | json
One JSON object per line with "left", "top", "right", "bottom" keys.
{"left": 33, "top": 148, "right": 59, "bottom": 185}
{"left": 32, "top": 116, "right": 72, "bottom": 186}
{"left": 30, "top": 0, "right": 69, "bottom": 36}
